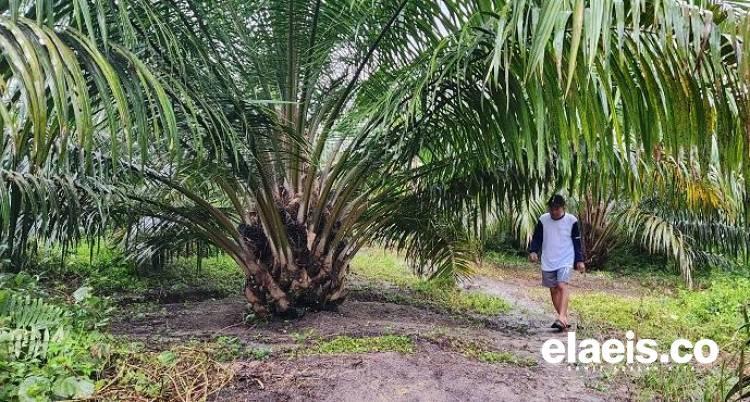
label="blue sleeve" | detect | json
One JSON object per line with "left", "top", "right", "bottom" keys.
{"left": 572, "top": 221, "right": 584, "bottom": 263}
{"left": 528, "top": 220, "right": 543, "bottom": 253}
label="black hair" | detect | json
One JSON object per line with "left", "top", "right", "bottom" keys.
{"left": 548, "top": 194, "right": 566, "bottom": 208}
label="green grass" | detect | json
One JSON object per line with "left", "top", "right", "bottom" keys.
{"left": 634, "top": 365, "right": 731, "bottom": 402}
{"left": 312, "top": 335, "right": 414, "bottom": 354}
{"left": 352, "top": 248, "right": 510, "bottom": 315}
{"left": 212, "top": 336, "right": 272, "bottom": 362}
{"left": 481, "top": 251, "right": 528, "bottom": 266}
{"left": 350, "top": 248, "right": 418, "bottom": 287}
{"left": 471, "top": 350, "right": 535, "bottom": 366}
{"left": 33, "top": 243, "right": 244, "bottom": 301}
{"left": 572, "top": 279, "right": 747, "bottom": 402}
{"left": 411, "top": 280, "right": 511, "bottom": 315}
{"left": 572, "top": 276, "right": 750, "bottom": 347}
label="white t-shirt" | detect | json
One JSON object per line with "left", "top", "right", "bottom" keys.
{"left": 531, "top": 213, "right": 581, "bottom": 272}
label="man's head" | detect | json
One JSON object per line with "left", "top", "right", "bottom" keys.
{"left": 547, "top": 194, "right": 566, "bottom": 220}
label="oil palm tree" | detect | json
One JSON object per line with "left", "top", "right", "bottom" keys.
{"left": 499, "top": 154, "right": 749, "bottom": 287}
{"left": 0, "top": 0, "right": 748, "bottom": 316}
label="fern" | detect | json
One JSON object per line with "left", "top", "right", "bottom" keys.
{"left": 0, "top": 291, "right": 66, "bottom": 361}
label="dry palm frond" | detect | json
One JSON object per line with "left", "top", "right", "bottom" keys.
{"left": 94, "top": 345, "right": 235, "bottom": 402}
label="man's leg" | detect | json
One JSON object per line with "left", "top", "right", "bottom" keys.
{"left": 543, "top": 271, "right": 560, "bottom": 315}
{"left": 549, "top": 287, "right": 561, "bottom": 314}
{"left": 557, "top": 282, "right": 570, "bottom": 326}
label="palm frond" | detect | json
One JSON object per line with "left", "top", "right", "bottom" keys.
{"left": 0, "top": 290, "right": 65, "bottom": 361}
{"left": 1, "top": 0, "right": 749, "bottom": 305}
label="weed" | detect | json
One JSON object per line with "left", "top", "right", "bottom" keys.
{"left": 309, "top": 335, "right": 414, "bottom": 355}
{"left": 634, "top": 365, "right": 727, "bottom": 402}
{"left": 0, "top": 281, "right": 114, "bottom": 401}
{"left": 213, "top": 336, "right": 272, "bottom": 362}
{"left": 291, "top": 329, "right": 317, "bottom": 343}
{"left": 412, "top": 280, "right": 511, "bottom": 315}
{"left": 472, "top": 350, "right": 535, "bottom": 366}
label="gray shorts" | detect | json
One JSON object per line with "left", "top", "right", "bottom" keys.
{"left": 541, "top": 267, "right": 573, "bottom": 288}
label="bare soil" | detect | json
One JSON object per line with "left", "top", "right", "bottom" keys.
{"left": 112, "top": 273, "right": 637, "bottom": 401}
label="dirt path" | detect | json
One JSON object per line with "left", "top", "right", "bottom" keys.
{"left": 112, "top": 275, "right": 634, "bottom": 402}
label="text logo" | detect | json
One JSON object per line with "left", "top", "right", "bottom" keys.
{"left": 541, "top": 331, "right": 719, "bottom": 365}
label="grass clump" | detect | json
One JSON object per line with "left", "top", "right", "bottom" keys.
{"left": 481, "top": 251, "right": 528, "bottom": 267}
{"left": 471, "top": 350, "right": 534, "bottom": 365}
{"left": 213, "top": 336, "right": 272, "bottom": 362}
{"left": 352, "top": 249, "right": 510, "bottom": 316}
{"left": 422, "top": 331, "right": 536, "bottom": 367}
{"left": 312, "top": 335, "right": 414, "bottom": 355}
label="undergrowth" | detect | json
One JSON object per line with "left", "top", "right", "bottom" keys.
{"left": 571, "top": 276, "right": 750, "bottom": 347}
{"left": 213, "top": 336, "right": 272, "bottom": 362}
{"left": 633, "top": 365, "right": 728, "bottom": 402}
{"left": 0, "top": 274, "right": 244, "bottom": 401}
{"left": 32, "top": 243, "right": 244, "bottom": 301}
{"left": 352, "top": 248, "right": 510, "bottom": 315}
{"left": 0, "top": 274, "right": 113, "bottom": 401}
{"left": 100, "top": 342, "right": 235, "bottom": 401}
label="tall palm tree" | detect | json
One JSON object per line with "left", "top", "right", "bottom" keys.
{"left": 496, "top": 154, "right": 749, "bottom": 287}
{"left": 618, "top": 154, "right": 749, "bottom": 286}
{"left": 0, "top": 0, "right": 748, "bottom": 316}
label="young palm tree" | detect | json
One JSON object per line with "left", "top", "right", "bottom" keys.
{"left": 0, "top": 0, "right": 748, "bottom": 316}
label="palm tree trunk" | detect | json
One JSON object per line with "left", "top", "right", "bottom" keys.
{"left": 238, "top": 225, "right": 349, "bottom": 317}
{"left": 2, "top": 185, "right": 22, "bottom": 272}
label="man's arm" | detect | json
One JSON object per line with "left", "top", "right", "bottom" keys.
{"left": 571, "top": 221, "right": 585, "bottom": 271}
{"left": 528, "top": 220, "right": 543, "bottom": 262}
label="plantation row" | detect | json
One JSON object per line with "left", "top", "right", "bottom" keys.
{"left": 0, "top": 0, "right": 749, "bottom": 400}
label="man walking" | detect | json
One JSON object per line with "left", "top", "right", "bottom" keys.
{"left": 528, "top": 195, "right": 585, "bottom": 331}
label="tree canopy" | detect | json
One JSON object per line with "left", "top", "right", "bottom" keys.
{"left": 0, "top": 0, "right": 748, "bottom": 312}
